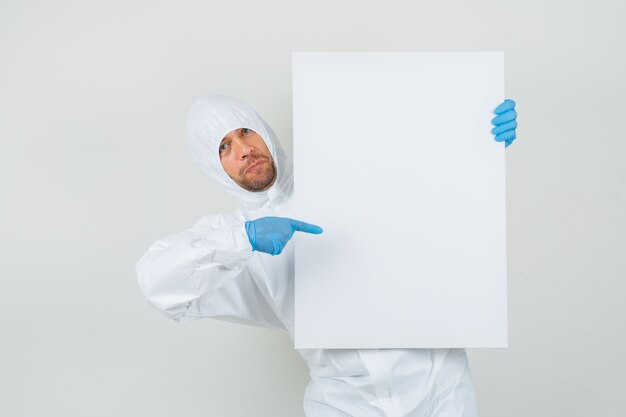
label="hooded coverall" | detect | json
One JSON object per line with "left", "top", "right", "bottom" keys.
{"left": 136, "top": 95, "right": 479, "bottom": 417}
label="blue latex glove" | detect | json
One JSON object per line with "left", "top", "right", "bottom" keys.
{"left": 245, "top": 216, "right": 323, "bottom": 256}
{"left": 492, "top": 99, "right": 518, "bottom": 148}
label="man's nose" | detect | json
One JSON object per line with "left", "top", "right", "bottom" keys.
{"left": 233, "top": 139, "right": 254, "bottom": 159}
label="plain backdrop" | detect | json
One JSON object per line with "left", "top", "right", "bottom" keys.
{"left": 0, "top": 1, "right": 624, "bottom": 416}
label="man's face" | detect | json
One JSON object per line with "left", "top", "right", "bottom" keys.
{"left": 218, "top": 128, "right": 277, "bottom": 192}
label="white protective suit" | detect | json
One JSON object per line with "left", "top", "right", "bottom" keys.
{"left": 136, "top": 95, "right": 479, "bottom": 417}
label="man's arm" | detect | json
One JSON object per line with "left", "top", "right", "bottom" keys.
{"left": 135, "top": 212, "right": 284, "bottom": 329}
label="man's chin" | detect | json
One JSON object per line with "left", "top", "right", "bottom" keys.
{"left": 240, "top": 172, "right": 276, "bottom": 192}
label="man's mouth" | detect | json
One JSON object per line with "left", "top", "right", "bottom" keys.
{"left": 245, "top": 159, "right": 267, "bottom": 174}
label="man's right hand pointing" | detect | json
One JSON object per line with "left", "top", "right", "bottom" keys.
{"left": 245, "top": 217, "right": 323, "bottom": 256}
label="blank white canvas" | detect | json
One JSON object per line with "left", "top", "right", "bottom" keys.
{"left": 292, "top": 52, "right": 507, "bottom": 349}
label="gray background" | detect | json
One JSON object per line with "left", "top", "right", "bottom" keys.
{"left": 1, "top": 0, "right": 624, "bottom": 416}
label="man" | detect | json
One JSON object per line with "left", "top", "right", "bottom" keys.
{"left": 136, "top": 95, "right": 518, "bottom": 416}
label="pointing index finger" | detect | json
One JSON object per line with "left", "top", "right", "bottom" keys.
{"left": 291, "top": 220, "right": 324, "bottom": 235}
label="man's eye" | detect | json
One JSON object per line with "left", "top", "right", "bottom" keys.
{"left": 242, "top": 128, "right": 251, "bottom": 134}
{"left": 219, "top": 143, "right": 228, "bottom": 153}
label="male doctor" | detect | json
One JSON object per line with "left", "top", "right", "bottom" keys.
{"left": 136, "top": 95, "right": 517, "bottom": 417}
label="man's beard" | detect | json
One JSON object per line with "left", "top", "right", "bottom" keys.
{"left": 238, "top": 159, "right": 277, "bottom": 192}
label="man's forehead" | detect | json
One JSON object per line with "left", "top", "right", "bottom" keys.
{"left": 219, "top": 128, "right": 269, "bottom": 147}
{"left": 220, "top": 128, "right": 244, "bottom": 142}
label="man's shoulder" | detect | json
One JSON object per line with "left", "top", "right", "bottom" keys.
{"left": 192, "top": 211, "right": 245, "bottom": 230}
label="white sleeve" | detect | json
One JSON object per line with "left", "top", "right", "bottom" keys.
{"left": 135, "top": 213, "right": 285, "bottom": 330}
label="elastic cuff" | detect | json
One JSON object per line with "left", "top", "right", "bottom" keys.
{"left": 244, "top": 220, "right": 256, "bottom": 251}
